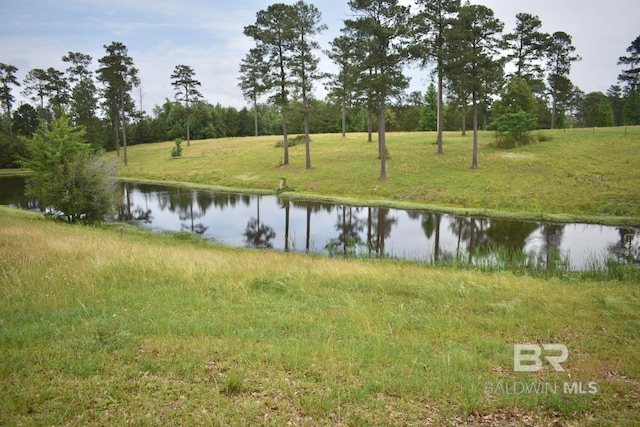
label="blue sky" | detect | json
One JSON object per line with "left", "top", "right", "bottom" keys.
{"left": 1, "top": 0, "right": 638, "bottom": 114}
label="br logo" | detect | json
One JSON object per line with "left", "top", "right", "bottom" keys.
{"left": 513, "top": 344, "right": 568, "bottom": 372}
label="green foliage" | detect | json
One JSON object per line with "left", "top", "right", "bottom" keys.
{"left": 418, "top": 84, "right": 438, "bottom": 131}
{"left": 12, "top": 104, "right": 40, "bottom": 137}
{"left": 22, "top": 117, "right": 116, "bottom": 223}
{"left": 617, "top": 35, "right": 640, "bottom": 91}
{"left": 0, "top": 133, "right": 28, "bottom": 168}
{"left": 275, "top": 134, "right": 306, "bottom": 148}
{"left": 492, "top": 76, "right": 538, "bottom": 118}
{"left": 582, "top": 92, "right": 614, "bottom": 127}
{"left": 623, "top": 89, "right": 640, "bottom": 125}
{"left": 171, "top": 138, "right": 183, "bottom": 158}
{"left": 488, "top": 112, "right": 537, "bottom": 148}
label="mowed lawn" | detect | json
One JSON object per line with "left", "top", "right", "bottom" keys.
{"left": 114, "top": 127, "right": 640, "bottom": 222}
{"left": 1, "top": 208, "right": 639, "bottom": 425}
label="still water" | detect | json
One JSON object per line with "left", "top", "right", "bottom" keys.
{"left": 1, "top": 176, "right": 638, "bottom": 270}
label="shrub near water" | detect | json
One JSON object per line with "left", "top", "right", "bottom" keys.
{"left": 21, "top": 117, "right": 116, "bottom": 223}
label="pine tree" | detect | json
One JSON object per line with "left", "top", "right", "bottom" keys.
{"left": 171, "top": 65, "right": 203, "bottom": 146}
{"left": 244, "top": 3, "right": 297, "bottom": 165}
{"left": 288, "top": 1, "right": 326, "bottom": 170}
{"left": 413, "top": 0, "right": 461, "bottom": 153}
{"left": 445, "top": 3, "right": 504, "bottom": 169}
{"left": 97, "top": 42, "right": 139, "bottom": 166}
{"left": 546, "top": 31, "right": 580, "bottom": 129}
{"left": 0, "top": 63, "right": 20, "bottom": 136}
{"left": 345, "top": 0, "right": 412, "bottom": 180}
{"left": 618, "top": 35, "right": 640, "bottom": 91}
{"left": 239, "top": 47, "right": 268, "bottom": 137}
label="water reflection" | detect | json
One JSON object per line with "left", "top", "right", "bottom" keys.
{"left": 0, "top": 176, "right": 42, "bottom": 211}
{"left": 244, "top": 198, "right": 276, "bottom": 249}
{"left": 1, "top": 177, "right": 638, "bottom": 271}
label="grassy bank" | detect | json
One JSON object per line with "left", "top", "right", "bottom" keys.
{"left": 112, "top": 127, "right": 640, "bottom": 224}
{"left": 1, "top": 207, "right": 639, "bottom": 425}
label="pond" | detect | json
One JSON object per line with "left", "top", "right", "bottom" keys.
{"left": 1, "top": 176, "right": 638, "bottom": 271}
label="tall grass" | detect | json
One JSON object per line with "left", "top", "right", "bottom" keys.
{"left": 324, "top": 241, "right": 639, "bottom": 282}
{"left": 1, "top": 207, "right": 639, "bottom": 425}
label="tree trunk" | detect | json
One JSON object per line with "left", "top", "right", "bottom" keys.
{"left": 113, "top": 117, "right": 120, "bottom": 157}
{"left": 482, "top": 106, "right": 488, "bottom": 131}
{"left": 437, "top": 63, "right": 444, "bottom": 154}
{"left": 341, "top": 95, "right": 346, "bottom": 138}
{"left": 120, "top": 90, "right": 128, "bottom": 166}
{"left": 278, "top": 43, "right": 288, "bottom": 165}
{"left": 304, "top": 94, "right": 311, "bottom": 170}
{"left": 305, "top": 202, "right": 311, "bottom": 253}
{"left": 379, "top": 90, "right": 387, "bottom": 181}
{"left": 367, "top": 111, "right": 373, "bottom": 142}
{"left": 468, "top": 218, "right": 475, "bottom": 264}
{"left": 461, "top": 103, "right": 467, "bottom": 136}
{"left": 342, "top": 206, "right": 347, "bottom": 256}
{"left": 39, "top": 94, "right": 46, "bottom": 142}
{"left": 434, "top": 213, "right": 441, "bottom": 262}
{"left": 551, "top": 95, "right": 557, "bottom": 129}
{"left": 377, "top": 208, "right": 385, "bottom": 258}
{"left": 367, "top": 207, "right": 373, "bottom": 256}
{"left": 186, "top": 98, "right": 191, "bottom": 146}
{"left": 282, "top": 110, "right": 289, "bottom": 165}
{"left": 471, "top": 92, "right": 478, "bottom": 170}
{"left": 284, "top": 200, "right": 290, "bottom": 252}
{"left": 6, "top": 106, "right": 13, "bottom": 137}
{"left": 253, "top": 94, "right": 259, "bottom": 137}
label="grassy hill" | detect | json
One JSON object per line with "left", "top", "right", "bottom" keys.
{"left": 1, "top": 207, "right": 639, "bottom": 425}
{"left": 113, "top": 127, "right": 640, "bottom": 224}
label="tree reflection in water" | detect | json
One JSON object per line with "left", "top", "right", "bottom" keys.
{"left": 244, "top": 197, "right": 276, "bottom": 249}
{"left": 2, "top": 176, "right": 636, "bottom": 271}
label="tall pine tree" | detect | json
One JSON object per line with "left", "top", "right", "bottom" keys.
{"left": 171, "top": 65, "right": 203, "bottom": 146}
{"left": 345, "top": 0, "right": 411, "bottom": 180}
{"left": 97, "top": 42, "right": 139, "bottom": 166}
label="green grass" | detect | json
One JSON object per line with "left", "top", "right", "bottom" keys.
{"left": 111, "top": 127, "right": 640, "bottom": 225}
{"left": 1, "top": 207, "right": 639, "bottom": 425}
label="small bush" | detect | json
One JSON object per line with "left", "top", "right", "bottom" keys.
{"left": 488, "top": 112, "right": 537, "bottom": 148}
{"left": 171, "top": 231, "right": 198, "bottom": 241}
{"left": 275, "top": 135, "right": 308, "bottom": 148}
{"left": 171, "top": 138, "right": 183, "bottom": 158}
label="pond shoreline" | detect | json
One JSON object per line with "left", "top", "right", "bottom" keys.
{"left": 6, "top": 169, "right": 640, "bottom": 227}
{"left": 118, "top": 176, "right": 640, "bottom": 228}
{"left": 3, "top": 170, "right": 639, "bottom": 227}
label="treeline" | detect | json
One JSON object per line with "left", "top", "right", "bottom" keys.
{"left": 1, "top": 0, "right": 639, "bottom": 172}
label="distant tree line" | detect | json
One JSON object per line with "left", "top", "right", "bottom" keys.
{"left": 1, "top": 0, "right": 639, "bottom": 172}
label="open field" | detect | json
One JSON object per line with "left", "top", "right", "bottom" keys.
{"left": 1, "top": 207, "right": 639, "bottom": 425}
{"left": 113, "top": 127, "right": 640, "bottom": 225}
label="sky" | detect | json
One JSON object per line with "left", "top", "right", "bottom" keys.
{"left": 1, "top": 0, "right": 638, "bottom": 114}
